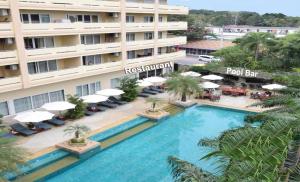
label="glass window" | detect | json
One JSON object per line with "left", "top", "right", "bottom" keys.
{"left": 158, "top": 47, "right": 162, "bottom": 54}
{"left": 30, "top": 14, "right": 40, "bottom": 23}
{"left": 148, "top": 70, "right": 155, "bottom": 77}
{"left": 21, "top": 14, "right": 30, "bottom": 23}
{"left": 32, "top": 93, "right": 49, "bottom": 109}
{"left": 86, "top": 35, "right": 93, "bottom": 45}
{"left": 0, "top": 102, "right": 9, "bottom": 116}
{"left": 94, "top": 35, "right": 100, "bottom": 44}
{"left": 34, "top": 38, "right": 45, "bottom": 49}
{"left": 82, "top": 84, "right": 89, "bottom": 96}
{"left": 44, "top": 37, "right": 54, "bottom": 48}
{"left": 95, "top": 81, "right": 101, "bottom": 91}
{"left": 158, "top": 32, "right": 163, "bottom": 39}
{"left": 28, "top": 62, "right": 37, "bottom": 74}
{"left": 126, "top": 15, "right": 134, "bottom": 23}
{"left": 48, "top": 60, "right": 57, "bottom": 71}
{"left": 139, "top": 72, "right": 147, "bottom": 79}
{"left": 144, "top": 32, "right": 153, "bottom": 40}
{"left": 76, "top": 86, "right": 83, "bottom": 97}
{"left": 24, "top": 38, "right": 34, "bottom": 49}
{"left": 156, "top": 68, "right": 163, "bottom": 76}
{"left": 127, "top": 51, "right": 135, "bottom": 59}
{"left": 77, "top": 15, "right": 83, "bottom": 22}
{"left": 159, "top": 16, "right": 163, "bottom": 22}
{"left": 126, "top": 33, "right": 135, "bottom": 42}
{"left": 14, "top": 97, "right": 32, "bottom": 113}
{"left": 89, "top": 83, "right": 96, "bottom": 94}
{"left": 83, "top": 55, "right": 101, "bottom": 65}
{"left": 111, "top": 78, "right": 120, "bottom": 89}
{"left": 144, "top": 16, "right": 154, "bottom": 23}
{"left": 84, "top": 15, "right": 91, "bottom": 23}
{"left": 40, "top": 14, "right": 50, "bottom": 23}
{"left": 38, "top": 61, "right": 48, "bottom": 73}
{"left": 49, "top": 90, "right": 64, "bottom": 102}
{"left": 92, "top": 15, "right": 99, "bottom": 23}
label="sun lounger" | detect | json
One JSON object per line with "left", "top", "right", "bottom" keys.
{"left": 10, "top": 123, "right": 37, "bottom": 136}
{"left": 45, "top": 118, "right": 65, "bottom": 126}
{"left": 33, "top": 122, "right": 52, "bottom": 131}
{"left": 85, "top": 110, "right": 95, "bottom": 116}
{"left": 99, "top": 101, "right": 118, "bottom": 108}
{"left": 108, "top": 96, "right": 128, "bottom": 105}
{"left": 142, "top": 88, "right": 157, "bottom": 95}
{"left": 88, "top": 104, "right": 107, "bottom": 112}
{"left": 149, "top": 86, "right": 164, "bottom": 93}
{"left": 138, "top": 93, "right": 150, "bottom": 98}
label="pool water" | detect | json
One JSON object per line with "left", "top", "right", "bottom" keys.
{"left": 46, "top": 105, "right": 248, "bottom": 182}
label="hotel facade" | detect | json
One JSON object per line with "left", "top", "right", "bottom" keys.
{"left": 0, "top": 0, "right": 188, "bottom": 117}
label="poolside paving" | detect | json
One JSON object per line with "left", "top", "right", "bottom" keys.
{"left": 15, "top": 93, "right": 267, "bottom": 156}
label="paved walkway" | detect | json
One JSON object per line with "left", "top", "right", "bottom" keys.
{"left": 15, "top": 93, "right": 267, "bottom": 157}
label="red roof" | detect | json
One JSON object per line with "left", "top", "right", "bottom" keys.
{"left": 180, "top": 40, "right": 235, "bottom": 50}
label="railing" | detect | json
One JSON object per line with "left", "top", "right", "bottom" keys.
{"left": 157, "top": 50, "right": 186, "bottom": 61}
{"left": 126, "top": 23, "right": 155, "bottom": 32}
{"left": 158, "top": 22, "right": 188, "bottom": 31}
{"left": 22, "top": 22, "right": 121, "bottom": 36}
{"left": 0, "top": 23, "right": 14, "bottom": 38}
{"left": 157, "top": 36, "right": 186, "bottom": 47}
{"left": 0, "top": 76, "right": 23, "bottom": 93}
{"left": 0, "top": 50, "right": 18, "bottom": 66}
{"left": 126, "top": 40, "right": 155, "bottom": 51}
{"left": 18, "top": 0, "right": 121, "bottom": 12}
{"left": 159, "top": 5, "right": 189, "bottom": 15}
{"left": 126, "top": 56, "right": 154, "bottom": 66}
{"left": 26, "top": 42, "right": 121, "bottom": 62}
{"left": 0, "top": 0, "right": 9, "bottom": 8}
{"left": 29, "top": 61, "right": 123, "bottom": 86}
{"left": 126, "top": 2, "right": 155, "bottom": 13}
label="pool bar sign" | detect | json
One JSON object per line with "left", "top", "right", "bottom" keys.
{"left": 226, "top": 67, "right": 258, "bottom": 78}
{"left": 125, "top": 62, "right": 172, "bottom": 74}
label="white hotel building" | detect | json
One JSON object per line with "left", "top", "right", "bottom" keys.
{"left": 0, "top": 0, "right": 188, "bottom": 117}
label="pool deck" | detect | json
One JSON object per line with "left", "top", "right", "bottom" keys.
{"left": 14, "top": 93, "right": 268, "bottom": 159}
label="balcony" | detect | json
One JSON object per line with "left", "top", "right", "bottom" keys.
{"left": 125, "top": 2, "right": 155, "bottom": 13}
{"left": 0, "top": 50, "right": 18, "bottom": 66}
{"left": 126, "top": 56, "right": 154, "bottom": 66}
{"left": 18, "top": 0, "right": 121, "bottom": 12}
{"left": 159, "top": 5, "right": 188, "bottom": 15}
{"left": 127, "top": 40, "right": 155, "bottom": 51}
{"left": 158, "top": 22, "right": 187, "bottom": 31}
{"left": 29, "top": 62, "right": 123, "bottom": 87}
{"left": 158, "top": 36, "right": 186, "bottom": 47}
{"left": 126, "top": 23, "right": 155, "bottom": 32}
{"left": 25, "top": 43, "right": 121, "bottom": 62}
{"left": 0, "top": 76, "right": 23, "bottom": 93}
{"left": 0, "top": 23, "right": 14, "bottom": 38}
{"left": 157, "top": 50, "right": 186, "bottom": 62}
{"left": 0, "top": 0, "right": 8, "bottom": 9}
{"left": 22, "top": 22, "right": 121, "bottom": 36}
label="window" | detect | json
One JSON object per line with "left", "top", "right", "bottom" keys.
{"left": 32, "top": 93, "right": 49, "bottom": 108}
{"left": 68, "top": 14, "right": 99, "bottom": 23}
{"left": 148, "top": 70, "right": 155, "bottom": 77}
{"left": 127, "top": 51, "right": 136, "bottom": 59}
{"left": 82, "top": 55, "right": 101, "bottom": 65}
{"left": 76, "top": 81, "right": 101, "bottom": 97}
{"left": 49, "top": 90, "right": 64, "bottom": 102}
{"left": 158, "top": 47, "right": 162, "bottom": 54}
{"left": 144, "top": 16, "right": 154, "bottom": 23}
{"left": 126, "top": 33, "right": 135, "bottom": 42}
{"left": 92, "top": 15, "right": 99, "bottom": 23}
{"left": 144, "top": 48, "right": 153, "bottom": 56}
{"left": 30, "top": 14, "right": 40, "bottom": 23}
{"left": 156, "top": 68, "right": 163, "bottom": 76}
{"left": 21, "top": 14, "right": 29, "bottom": 23}
{"left": 24, "top": 37, "right": 54, "bottom": 49}
{"left": 40, "top": 14, "right": 50, "bottom": 23}
{"left": 27, "top": 60, "right": 57, "bottom": 74}
{"left": 144, "top": 32, "right": 154, "bottom": 40}
{"left": 111, "top": 78, "right": 120, "bottom": 89}
{"left": 14, "top": 97, "right": 32, "bottom": 113}
{"left": 84, "top": 15, "right": 91, "bottom": 23}
{"left": 126, "top": 15, "right": 135, "bottom": 23}
{"left": 159, "top": 16, "right": 163, "bottom": 22}
{"left": 158, "top": 32, "right": 163, "bottom": 39}
{"left": 21, "top": 13, "right": 51, "bottom": 24}
{"left": 81, "top": 34, "right": 101, "bottom": 45}
{"left": 0, "top": 102, "right": 9, "bottom": 116}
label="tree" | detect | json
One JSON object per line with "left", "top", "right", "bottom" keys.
{"left": 146, "top": 97, "right": 163, "bottom": 112}
{"left": 119, "top": 77, "right": 139, "bottom": 102}
{"left": 165, "top": 75, "right": 200, "bottom": 102}
{"left": 64, "top": 124, "right": 90, "bottom": 144}
{"left": 64, "top": 95, "right": 86, "bottom": 120}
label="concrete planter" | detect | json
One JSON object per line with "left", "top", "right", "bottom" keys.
{"left": 172, "top": 100, "right": 197, "bottom": 108}
{"left": 138, "top": 110, "right": 170, "bottom": 120}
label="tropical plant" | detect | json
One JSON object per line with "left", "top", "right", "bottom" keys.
{"left": 64, "top": 95, "right": 86, "bottom": 120}
{"left": 146, "top": 97, "right": 163, "bottom": 112}
{"left": 168, "top": 73, "right": 300, "bottom": 181}
{"left": 119, "top": 77, "right": 139, "bottom": 102}
{"left": 165, "top": 75, "right": 200, "bottom": 102}
{"left": 64, "top": 124, "right": 90, "bottom": 144}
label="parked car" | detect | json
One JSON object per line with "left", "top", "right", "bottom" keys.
{"left": 198, "top": 55, "right": 221, "bottom": 63}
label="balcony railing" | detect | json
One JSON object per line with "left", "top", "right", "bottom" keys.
{"left": 158, "top": 36, "right": 186, "bottom": 47}
{"left": 22, "top": 22, "right": 121, "bottom": 36}
{"left": 0, "top": 23, "right": 14, "bottom": 38}
{"left": 126, "top": 2, "right": 155, "bottom": 13}
{"left": 0, "top": 76, "right": 23, "bottom": 94}
{"left": 126, "top": 40, "right": 155, "bottom": 51}
{"left": 126, "top": 23, "right": 155, "bottom": 32}
{"left": 158, "top": 22, "right": 187, "bottom": 31}
{"left": 25, "top": 43, "right": 121, "bottom": 62}
{"left": 29, "top": 61, "right": 123, "bottom": 86}
{"left": 159, "top": 5, "right": 189, "bottom": 15}
{"left": 0, "top": 0, "right": 9, "bottom": 8}
{"left": 0, "top": 50, "right": 18, "bottom": 66}
{"left": 18, "top": 0, "right": 121, "bottom": 12}
{"left": 157, "top": 50, "right": 186, "bottom": 61}
{"left": 126, "top": 56, "right": 154, "bottom": 66}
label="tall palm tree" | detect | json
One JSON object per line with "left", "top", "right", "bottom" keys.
{"left": 235, "top": 32, "right": 274, "bottom": 62}
{"left": 64, "top": 124, "right": 90, "bottom": 140}
{"left": 168, "top": 73, "right": 300, "bottom": 181}
{"left": 165, "top": 75, "right": 201, "bottom": 102}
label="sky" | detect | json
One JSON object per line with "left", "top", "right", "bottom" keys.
{"left": 169, "top": 0, "right": 300, "bottom": 16}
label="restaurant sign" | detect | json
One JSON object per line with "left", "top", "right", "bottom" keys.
{"left": 226, "top": 67, "right": 258, "bottom": 78}
{"left": 124, "top": 62, "right": 172, "bottom": 74}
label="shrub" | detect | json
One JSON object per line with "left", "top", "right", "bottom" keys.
{"left": 119, "top": 77, "right": 139, "bottom": 102}
{"left": 64, "top": 95, "right": 86, "bottom": 120}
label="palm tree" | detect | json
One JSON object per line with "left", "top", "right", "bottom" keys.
{"left": 165, "top": 75, "right": 200, "bottom": 102}
{"left": 235, "top": 32, "right": 274, "bottom": 62}
{"left": 146, "top": 97, "right": 163, "bottom": 112}
{"left": 168, "top": 73, "right": 300, "bottom": 181}
{"left": 64, "top": 124, "right": 90, "bottom": 140}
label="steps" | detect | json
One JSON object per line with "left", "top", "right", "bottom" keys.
{"left": 100, "top": 121, "right": 156, "bottom": 149}
{"left": 14, "top": 156, "right": 78, "bottom": 182}
{"left": 163, "top": 104, "right": 184, "bottom": 115}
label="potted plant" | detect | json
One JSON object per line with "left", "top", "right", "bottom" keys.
{"left": 146, "top": 97, "right": 163, "bottom": 113}
{"left": 64, "top": 124, "right": 90, "bottom": 146}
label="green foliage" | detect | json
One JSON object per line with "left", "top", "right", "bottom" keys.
{"left": 119, "top": 77, "right": 138, "bottom": 102}
{"left": 146, "top": 97, "right": 163, "bottom": 112}
{"left": 64, "top": 95, "right": 86, "bottom": 120}
{"left": 64, "top": 124, "right": 90, "bottom": 139}
{"left": 165, "top": 75, "right": 200, "bottom": 102}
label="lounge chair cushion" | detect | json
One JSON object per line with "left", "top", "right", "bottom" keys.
{"left": 10, "top": 123, "right": 37, "bottom": 136}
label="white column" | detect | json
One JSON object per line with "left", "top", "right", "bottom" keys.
{"left": 120, "top": 0, "right": 127, "bottom": 69}
{"left": 154, "top": 0, "right": 159, "bottom": 60}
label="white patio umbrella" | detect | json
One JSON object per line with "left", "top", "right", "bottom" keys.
{"left": 144, "top": 76, "right": 167, "bottom": 85}
{"left": 96, "top": 89, "right": 125, "bottom": 96}
{"left": 181, "top": 71, "right": 201, "bottom": 77}
{"left": 202, "top": 74, "right": 223, "bottom": 81}
{"left": 81, "top": 95, "right": 108, "bottom": 103}
{"left": 41, "top": 101, "right": 76, "bottom": 111}
{"left": 137, "top": 80, "right": 153, "bottom": 87}
{"left": 262, "top": 84, "right": 287, "bottom": 91}
{"left": 200, "top": 82, "right": 220, "bottom": 89}
{"left": 14, "top": 111, "right": 54, "bottom": 123}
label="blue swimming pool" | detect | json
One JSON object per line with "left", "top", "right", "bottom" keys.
{"left": 45, "top": 105, "right": 249, "bottom": 182}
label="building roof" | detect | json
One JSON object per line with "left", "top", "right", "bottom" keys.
{"left": 179, "top": 40, "right": 235, "bottom": 50}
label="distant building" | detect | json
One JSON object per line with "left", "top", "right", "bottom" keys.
{"left": 178, "top": 40, "right": 235, "bottom": 56}
{"left": 206, "top": 25, "right": 300, "bottom": 40}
